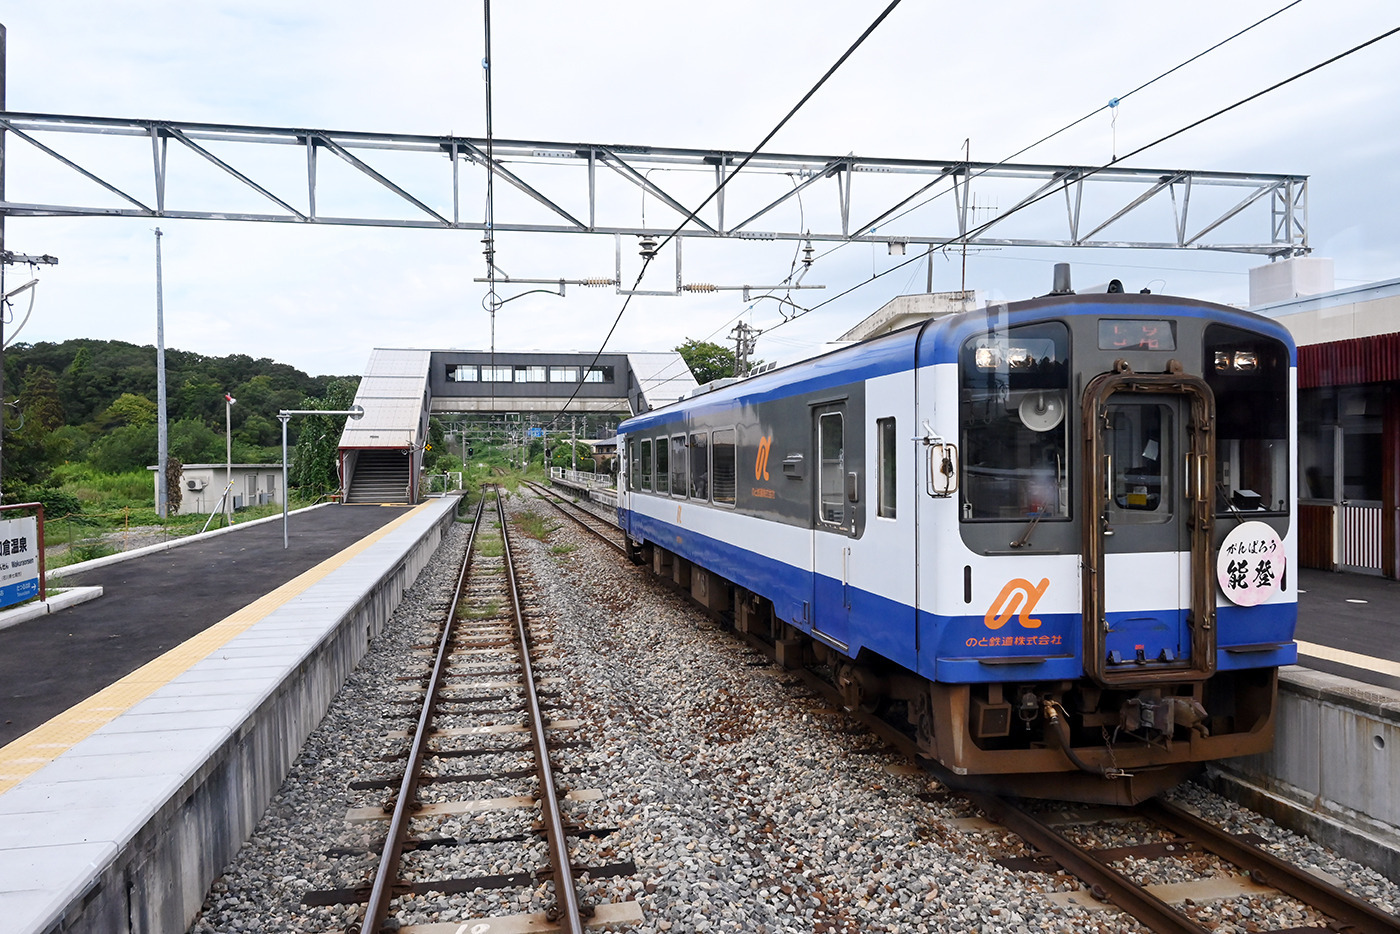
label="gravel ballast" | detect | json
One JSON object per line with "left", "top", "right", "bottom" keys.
{"left": 187, "top": 491, "right": 1400, "bottom": 934}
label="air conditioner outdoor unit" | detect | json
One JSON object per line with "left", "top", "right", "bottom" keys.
{"left": 186, "top": 478, "right": 208, "bottom": 491}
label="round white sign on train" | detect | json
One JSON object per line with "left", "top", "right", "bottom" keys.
{"left": 1216, "top": 520, "right": 1286, "bottom": 607}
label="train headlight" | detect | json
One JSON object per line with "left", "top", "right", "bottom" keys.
{"left": 1006, "top": 347, "right": 1034, "bottom": 369}
{"left": 974, "top": 344, "right": 1035, "bottom": 370}
{"left": 1213, "top": 350, "right": 1260, "bottom": 372}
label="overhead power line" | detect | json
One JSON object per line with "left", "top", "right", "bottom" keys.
{"left": 767, "top": 0, "right": 1310, "bottom": 297}
{"left": 764, "top": 23, "right": 1400, "bottom": 335}
{"left": 548, "top": 0, "right": 906, "bottom": 425}
{"left": 625, "top": 0, "right": 1311, "bottom": 392}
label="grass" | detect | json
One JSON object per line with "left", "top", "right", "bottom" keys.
{"left": 549, "top": 543, "right": 577, "bottom": 556}
{"left": 458, "top": 599, "right": 501, "bottom": 620}
{"left": 516, "top": 511, "right": 558, "bottom": 540}
{"left": 476, "top": 535, "right": 504, "bottom": 558}
{"left": 45, "top": 540, "right": 119, "bottom": 569}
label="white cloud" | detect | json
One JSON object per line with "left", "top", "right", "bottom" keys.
{"left": 3, "top": 1, "right": 1398, "bottom": 375}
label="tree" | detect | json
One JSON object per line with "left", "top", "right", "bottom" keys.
{"left": 169, "top": 418, "right": 224, "bottom": 463}
{"left": 103, "top": 392, "right": 157, "bottom": 428}
{"left": 87, "top": 423, "right": 158, "bottom": 473}
{"left": 675, "top": 339, "right": 735, "bottom": 385}
{"left": 290, "top": 378, "right": 360, "bottom": 494}
{"left": 2, "top": 365, "right": 67, "bottom": 489}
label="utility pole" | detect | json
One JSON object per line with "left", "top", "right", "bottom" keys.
{"left": 729, "top": 321, "right": 760, "bottom": 378}
{"left": 154, "top": 229, "right": 169, "bottom": 518}
{"left": 0, "top": 27, "right": 61, "bottom": 500}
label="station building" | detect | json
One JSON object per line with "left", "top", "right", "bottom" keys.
{"left": 1250, "top": 259, "right": 1400, "bottom": 579}
{"left": 336, "top": 348, "right": 696, "bottom": 504}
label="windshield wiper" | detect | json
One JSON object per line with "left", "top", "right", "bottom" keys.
{"left": 1010, "top": 510, "right": 1044, "bottom": 548}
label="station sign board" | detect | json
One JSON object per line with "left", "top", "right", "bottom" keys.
{"left": 0, "top": 515, "right": 40, "bottom": 609}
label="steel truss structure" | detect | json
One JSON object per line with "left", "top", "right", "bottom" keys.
{"left": 0, "top": 111, "right": 1307, "bottom": 256}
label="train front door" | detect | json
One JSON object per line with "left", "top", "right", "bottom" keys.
{"left": 812, "top": 404, "right": 852, "bottom": 650}
{"left": 1083, "top": 373, "right": 1216, "bottom": 685}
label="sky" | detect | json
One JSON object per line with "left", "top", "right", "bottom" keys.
{"left": 1, "top": 1, "right": 1398, "bottom": 379}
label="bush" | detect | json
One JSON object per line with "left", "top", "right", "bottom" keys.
{"left": 87, "top": 423, "right": 157, "bottom": 473}
{"left": 2, "top": 482, "right": 83, "bottom": 517}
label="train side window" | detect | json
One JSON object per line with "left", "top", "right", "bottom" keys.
{"left": 876, "top": 417, "right": 896, "bottom": 519}
{"left": 626, "top": 438, "right": 639, "bottom": 492}
{"left": 639, "top": 439, "right": 653, "bottom": 492}
{"left": 655, "top": 436, "right": 670, "bottom": 494}
{"left": 712, "top": 428, "right": 736, "bottom": 505}
{"left": 690, "top": 432, "right": 710, "bottom": 501}
{"left": 818, "top": 412, "right": 845, "bottom": 525}
{"left": 671, "top": 435, "right": 688, "bottom": 498}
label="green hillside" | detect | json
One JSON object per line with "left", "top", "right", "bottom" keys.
{"left": 2, "top": 338, "right": 358, "bottom": 512}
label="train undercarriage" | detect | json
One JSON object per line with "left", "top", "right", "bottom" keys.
{"left": 631, "top": 538, "right": 1278, "bottom": 806}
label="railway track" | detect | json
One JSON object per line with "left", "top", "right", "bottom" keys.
{"left": 303, "top": 487, "right": 642, "bottom": 933}
{"left": 707, "top": 603, "right": 1400, "bottom": 934}
{"left": 522, "top": 480, "right": 628, "bottom": 556}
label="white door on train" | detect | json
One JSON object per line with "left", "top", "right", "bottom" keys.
{"left": 812, "top": 404, "right": 852, "bottom": 649}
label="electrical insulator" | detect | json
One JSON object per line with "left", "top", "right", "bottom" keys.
{"left": 802, "top": 239, "right": 815, "bottom": 268}
{"left": 582, "top": 278, "right": 613, "bottom": 288}
{"left": 638, "top": 236, "right": 659, "bottom": 259}
{"left": 683, "top": 283, "right": 717, "bottom": 293}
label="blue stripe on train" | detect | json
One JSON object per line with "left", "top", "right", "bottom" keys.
{"left": 623, "top": 508, "right": 1295, "bottom": 683}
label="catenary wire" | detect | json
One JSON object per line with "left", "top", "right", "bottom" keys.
{"left": 542, "top": 2, "right": 1302, "bottom": 402}
{"left": 762, "top": 0, "right": 1311, "bottom": 295}
{"left": 758, "top": 24, "right": 1400, "bottom": 337}
{"left": 544, "top": 0, "right": 905, "bottom": 426}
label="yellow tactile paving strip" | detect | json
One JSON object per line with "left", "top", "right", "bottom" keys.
{"left": 0, "top": 502, "right": 434, "bottom": 796}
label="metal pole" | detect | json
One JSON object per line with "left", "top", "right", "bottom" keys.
{"left": 571, "top": 415, "right": 577, "bottom": 472}
{"left": 1, "top": 23, "right": 7, "bottom": 502}
{"left": 280, "top": 414, "right": 289, "bottom": 549}
{"left": 155, "top": 228, "right": 168, "bottom": 518}
{"left": 278, "top": 406, "right": 362, "bottom": 546}
{"left": 225, "top": 395, "right": 233, "bottom": 526}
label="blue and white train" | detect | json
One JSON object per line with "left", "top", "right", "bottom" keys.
{"left": 617, "top": 272, "right": 1296, "bottom": 803}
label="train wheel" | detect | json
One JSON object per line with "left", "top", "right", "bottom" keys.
{"left": 836, "top": 662, "right": 883, "bottom": 714}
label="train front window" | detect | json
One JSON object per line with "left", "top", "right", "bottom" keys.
{"left": 1204, "top": 325, "right": 1289, "bottom": 514}
{"left": 959, "top": 321, "right": 1070, "bottom": 521}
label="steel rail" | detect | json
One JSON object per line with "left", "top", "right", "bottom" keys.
{"left": 966, "top": 793, "right": 1213, "bottom": 934}
{"left": 523, "top": 480, "right": 626, "bottom": 555}
{"left": 1140, "top": 797, "right": 1400, "bottom": 934}
{"left": 359, "top": 494, "right": 486, "bottom": 934}
{"left": 497, "top": 490, "right": 586, "bottom": 933}
{"left": 723, "top": 597, "right": 1400, "bottom": 933}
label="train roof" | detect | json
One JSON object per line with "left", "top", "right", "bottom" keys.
{"left": 621, "top": 291, "right": 1295, "bottom": 433}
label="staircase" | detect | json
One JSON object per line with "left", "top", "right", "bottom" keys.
{"left": 345, "top": 449, "right": 411, "bottom": 504}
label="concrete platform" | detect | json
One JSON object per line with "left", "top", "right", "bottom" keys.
{"left": 0, "top": 497, "right": 461, "bottom": 934}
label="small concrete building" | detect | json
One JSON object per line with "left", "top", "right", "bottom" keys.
{"left": 150, "top": 464, "right": 285, "bottom": 514}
